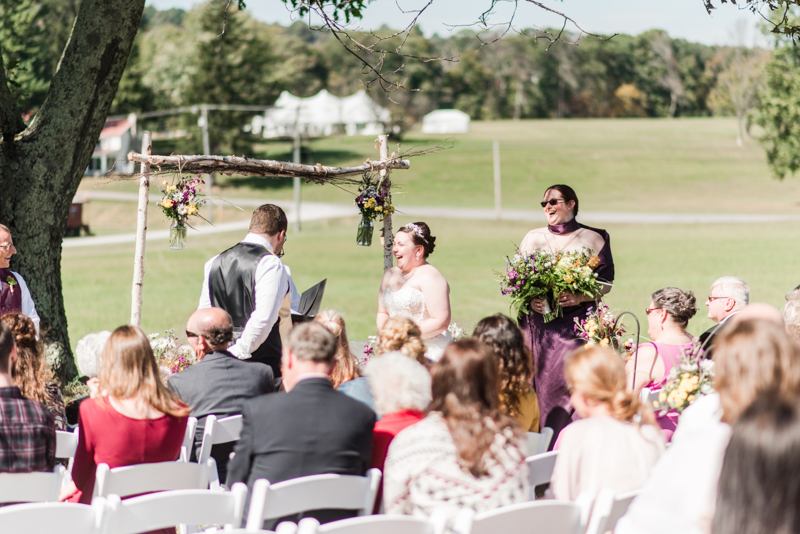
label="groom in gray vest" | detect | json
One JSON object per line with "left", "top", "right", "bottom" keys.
{"left": 198, "top": 204, "right": 289, "bottom": 379}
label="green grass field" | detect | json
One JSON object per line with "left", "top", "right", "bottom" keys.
{"left": 63, "top": 118, "right": 800, "bottom": 349}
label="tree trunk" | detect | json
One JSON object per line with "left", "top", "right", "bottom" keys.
{"left": 0, "top": 0, "right": 146, "bottom": 381}
{"left": 668, "top": 92, "right": 678, "bottom": 118}
{"left": 736, "top": 112, "right": 744, "bottom": 147}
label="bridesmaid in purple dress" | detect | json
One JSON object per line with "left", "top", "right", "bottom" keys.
{"left": 518, "top": 185, "right": 614, "bottom": 446}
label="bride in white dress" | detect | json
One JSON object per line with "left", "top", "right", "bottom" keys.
{"left": 377, "top": 222, "right": 453, "bottom": 361}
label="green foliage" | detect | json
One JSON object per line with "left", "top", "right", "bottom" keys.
{"left": 758, "top": 44, "right": 800, "bottom": 178}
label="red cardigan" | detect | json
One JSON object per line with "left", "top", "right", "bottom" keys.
{"left": 69, "top": 397, "right": 187, "bottom": 504}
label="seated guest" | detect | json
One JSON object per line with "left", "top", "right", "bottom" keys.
{"left": 617, "top": 320, "right": 800, "bottom": 534}
{"left": 384, "top": 339, "right": 528, "bottom": 529}
{"left": 473, "top": 314, "right": 540, "bottom": 433}
{"left": 75, "top": 330, "right": 111, "bottom": 383}
{"left": 367, "top": 352, "right": 431, "bottom": 475}
{"left": 61, "top": 325, "right": 189, "bottom": 503}
{"left": 168, "top": 308, "right": 274, "bottom": 483}
{"left": 783, "top": 286, "right": 800, "bottom": 344}
{"left": 699, "top": 276, "right": 749, "bottom": 356}
{"left": 227, "top": 322, "right": 375, "bottom": 529}
{"left": 314, "top": 310, "right": 372, "bottom": 409}
{"left": 1, "top": 313, "right": 66, "bottom": 431}
{"left": 376, "top": 317, "right": 427, "bottom": 364}
{"left": 550, "top": 346, "right": 664, "bottom": 500}
{"left": 627, "top": 287, "right": 696, "bottom": 440}
{"left": 0, "top": 321, "right": 55, "bottom": 472}
{"left": 712, "top": 394, "right": 800, "bottom": 534}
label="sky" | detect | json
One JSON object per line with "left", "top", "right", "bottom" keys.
{"left": 149, "top": 0, "right": 769, "bottom": 46}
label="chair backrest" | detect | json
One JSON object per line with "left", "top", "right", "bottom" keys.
{"left": 639, "top": 388, "right": 661, "bottom": 411}
{"left": 453, "top": 500, "right": 583, "bottom": 534}
{"left": 245, "top": 469, "right": 382, "bottom": 531}
{"left": 0, "top": 465, "right": 65, "bottom": 504}
{"left": 525, "top": 427, "right": 554, "bottom": 456}
{"left": 93, "top": 459, "right": 214, "bottom": 498}
{"left": 526, "top": 451, "right": 558, "bottom": 495}
{"left": 97, "top": 483, "right": 247, "bottom": 534}
{"left": 197, "top": 414, "right": 243, "bottom": 465}
{"left": 0, "top": 501, "right": 102, "bottom": 533}
{"left": 297, "top": 514, "right": 434, "bottom": 534}
{"left": 56, "top": 429, "right": 79, "bottom": 459}
{"left": 585, "top": 488, "right": 639, "bottom": 534}
{"left": 180, "top": 416, "right": 198, "bottom": 462}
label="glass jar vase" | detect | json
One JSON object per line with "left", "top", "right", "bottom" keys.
{"left": 169, "top": 219, "right": 187, "bottom": 250}
{"left": 356, "top": 215, "right": 374, "bottom": 246}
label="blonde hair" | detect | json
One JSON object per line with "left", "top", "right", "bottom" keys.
{"left": 377, "top": 317, "right": 427, "bottom": 364}
{"left": 565, "top": 346, "right": 656, "bottom": 426}
{"left": 715, "top": 320, "right": 800, "bottom": 424}
{"left": 99, "top": 325, "right": 190, "bottom": 417}
{"left": 315, "top": 310, "right": 359, "bottom": 388}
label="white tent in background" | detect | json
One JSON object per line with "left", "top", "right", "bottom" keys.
{"left": 421, "top": 109, "right": 471, "bottom": 134}
{"left": 249, "top": 89, "right": 391, "bottom": 138}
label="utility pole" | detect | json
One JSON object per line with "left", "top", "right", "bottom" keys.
{"left": 293, "top": 130, "right": 301, "bottom": 233}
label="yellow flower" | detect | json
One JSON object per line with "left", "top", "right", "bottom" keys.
{"left": 682, "top": 372, "right": 691, "bottom": 380}
{"left": 658, "top": 391, "right": 667, "bottom": 403}
{"left": 376, "top": 206, "right": 383, "bottom": 212}
{"left": 564, "top": 273, "right": 574, "bottom": 284}
{"left": 187, "top": 204, "right": 197, "bottom": 216}
{"left": 162, "top": 180, "right": 168, "bottom": 186}
{"left": 600, "top": 338, "right": 609, "bottom": 347}
{"left": 162, "top": 199, "right": 174, "bottom": 208}
{"left": 687, "top": 395, "right": 696, "bottom": 402}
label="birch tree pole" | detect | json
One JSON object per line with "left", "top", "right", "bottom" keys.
{"left": 131, "top": 132, "right": 151, "bottom": 326}
{"left": 378, "top": 134, "right": 393, "bottom": 271}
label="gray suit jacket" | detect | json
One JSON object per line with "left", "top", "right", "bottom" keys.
{"left": 168, "top": 350, "right": 274, "bottom": 479}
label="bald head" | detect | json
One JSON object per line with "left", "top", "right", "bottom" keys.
{"left": 730, "top": 303, "right": 785, "bottom": 328}
{"left": 188, "top": 308, "right": 233, "bottom": 351}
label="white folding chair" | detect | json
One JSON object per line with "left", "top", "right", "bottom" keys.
{"left": 526, "top": 451, "right": 558, "bottom": 498}
{"left": 0, "top": 501, "right": 103, "bottom": 533}
{"left": 93, "top": 458, "right": 217, "bottom": 499}
{"left": 180, "top": 416, "right": 198, "bottom": 462}
{"left": 296, "top": 514, "right": 436, "bottom": 534}
{"left": 0, "top": 465, "right": 66, "bottom": 504}
{"left": 97, "top": 482, "right": 248, "bottom": 534}
{"left": 585, "top": 488, "right": 639, "bottom": 534}
{"left": 197, "top": 414, "right": 243, "bottom": 464}
{"left": 452, "top": 500, "right": 584, "bottom": 534}
{"left": 525, "top": 427, "right": 554, "bottom": 456}
{"left": 639, "top": 388, "right": 662, "bottom": 411}
{"left": 245, "top": 469, "right": 382, "bottom": 532}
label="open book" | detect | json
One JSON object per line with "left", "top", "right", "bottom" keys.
{"left": 291, "top": 279, "right": 327, "bottom": 324}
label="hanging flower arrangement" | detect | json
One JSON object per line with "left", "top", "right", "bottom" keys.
{"left": 354, "top": 173, "right": 394, "bottom": 247}
{"left": 158, "top": 175, "right": 209, "bottom": 250}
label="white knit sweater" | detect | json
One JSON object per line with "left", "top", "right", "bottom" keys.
{"left": 383, "top": 412, "right": 528, "bottom": 527}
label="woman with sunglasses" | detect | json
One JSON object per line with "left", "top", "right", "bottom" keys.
{"left": 626, "top": 287, "right": 696, "bottom": 441}
{"left": 517, "top": 184, "right": 614, "bottom": 445}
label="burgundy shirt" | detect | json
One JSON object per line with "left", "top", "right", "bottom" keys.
{"left": 69, "top": 397, "right": 187, "bottom": 504}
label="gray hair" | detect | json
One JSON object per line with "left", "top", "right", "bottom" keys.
{"left": 711, "top": 276, "right": 750, "bottom": 306}
{"left": 75, "top": 331, "right": 111, "bottom": 378}
{"left": 365, "top": 351, "right": 431, "bottom": 417}
{"left": 288, "top": 322, "right": 336, "bottom": 364}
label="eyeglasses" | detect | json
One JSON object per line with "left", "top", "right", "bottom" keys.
{"left": 0, "top": 242, "right": 14, "bottom": 252}
{"left": 645, "top": 308, "right": 660, "bottom": 315}
{"left": 185, "top": 330, "right": 199, "bottom": 339}
{"left": 540, "top": 199, "right": 565, "bottom": 208}
{"left": 707, "top": 296, "right": 730, "bottom": 302}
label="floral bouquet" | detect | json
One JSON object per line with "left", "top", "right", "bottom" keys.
{"left": 574, "top": 303, "right": 634, "bottom": 357}
{"left": 499, "top": 250, "right": 554, "bottom": 319}
{"left": 448, "top": 323, "right": 467, "bottom": 340}
{"left": 158, "top": 175, "right": 209, "bottom": 249}
{"left": 354, "top": 174, "right": 394, "bottom": 246}
{"left": 148, "top": 329, "right": 197, "bottom": 384}
{"left": 499, "top": 247, "right": 603, "bottom": 322}
{"left": 655, "top": 344, "right": 714, "bottom": 414}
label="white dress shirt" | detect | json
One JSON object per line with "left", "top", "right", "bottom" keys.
{"left": 198, "top": 233, "right": 288, "bottom": 360}
{"left": 8, "top": 271, "right": 40, "bottom": 335}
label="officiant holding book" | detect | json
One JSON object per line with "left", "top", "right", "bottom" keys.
{"left": 198, "top": 204, "right": 298, "bottom": 380}
{"left": 0, "top": 224, "right": 40, "bottom": 335}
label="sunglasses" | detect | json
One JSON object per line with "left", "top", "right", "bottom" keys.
{"left": 644, "top": 308, "right": 660, "bottom": 315}
{"left": 185, "top": 330, "right": 199, "bottom": 339}
{"left": 540, "top": 198, "right": 566, "bottom": 208}
{"left": 707, "top": 296, "right": 729, "bottom": 302}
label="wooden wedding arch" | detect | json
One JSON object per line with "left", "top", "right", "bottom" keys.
{"left": 126, "top": 132, "right": 410, "bottom": 325}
